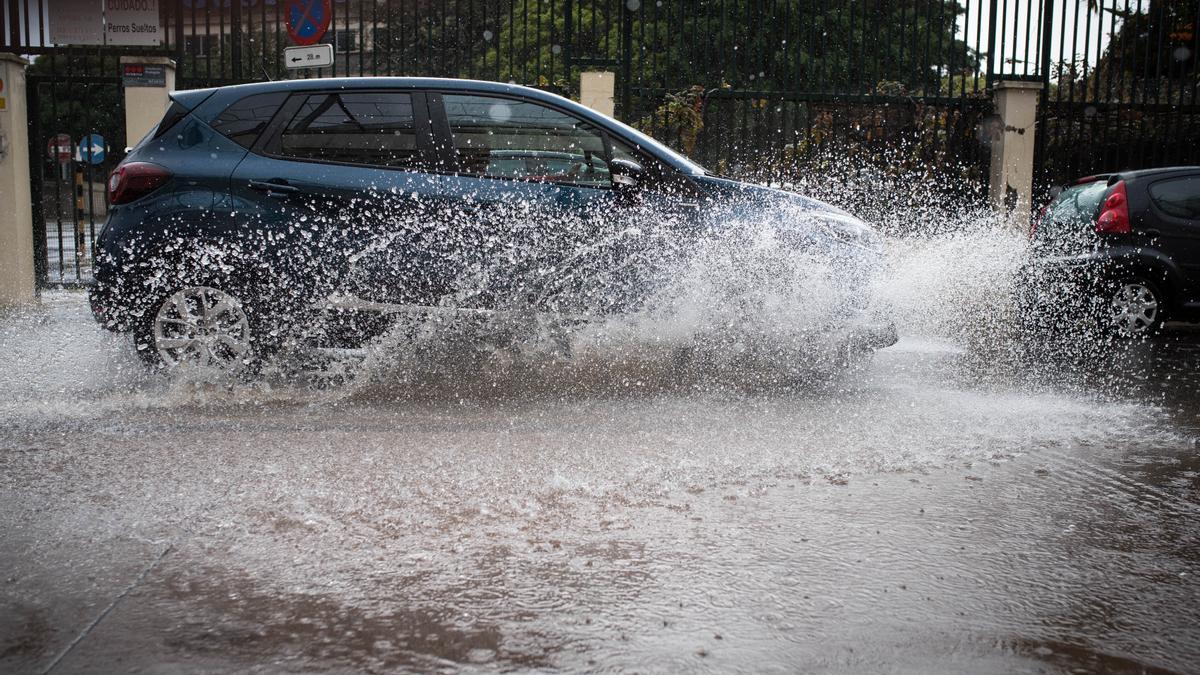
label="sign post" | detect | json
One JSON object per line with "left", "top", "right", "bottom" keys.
{"left": 47, "top": 133, "right": 73, "bottom": 181}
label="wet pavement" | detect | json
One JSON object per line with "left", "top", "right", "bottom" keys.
{"left": 2, "top": 264, "right": 1200, "bottom": 672}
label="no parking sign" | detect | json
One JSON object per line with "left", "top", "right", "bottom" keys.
{"left": 286, "top": 0, "right": 331, "bottom": 46}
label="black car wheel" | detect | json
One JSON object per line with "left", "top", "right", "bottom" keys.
{"left": 1105, "top": 277, "right": 1165, "bottom": 338}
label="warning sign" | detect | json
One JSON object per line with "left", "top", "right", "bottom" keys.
{"left": 106, "top": 0, "right": 162, "bottom": 46}
{"left": 48, "top": 0, "right": 161, "bottom": 46}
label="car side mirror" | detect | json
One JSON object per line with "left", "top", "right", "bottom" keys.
{"left": 610, "top": 157, "right": 645, "bottom": 191}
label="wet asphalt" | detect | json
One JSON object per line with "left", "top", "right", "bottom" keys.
{"left": 1, "top": 289, "right": 1199, "bottom": 674}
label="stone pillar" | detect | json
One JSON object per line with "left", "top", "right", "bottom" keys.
{"left": 579, "top": 71, "right": 616, "bottom": 118}
{"left": 0, "top": 53, "right": 35, "bottom": 305}
{"left": 989, "top": 80, "right": 1043, "bottom": 224}
{"left": 119, "top": 56, "right": 176, "bottom": 150}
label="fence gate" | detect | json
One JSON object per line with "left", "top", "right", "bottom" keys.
{"left": 5, "top": 0, "right": 1200, "bottom": 286}
{"left": 1033, "top": 0, "right": 1200, "bottom": 189}
{"left": 26, "top": 59, "right": 126, "bottom": 287}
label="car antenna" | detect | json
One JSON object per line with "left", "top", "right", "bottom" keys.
{"left": 260, "top": 61, "right": 274, "bottom": 82}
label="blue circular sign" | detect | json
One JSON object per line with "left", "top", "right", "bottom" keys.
{"left": 77, "top": 133, "right": 106, "bottom": 165}
{"left": 286, "top": 0, "right": 331, "bottom": 46}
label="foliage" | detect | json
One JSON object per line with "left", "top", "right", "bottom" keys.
{"left": 656, "top": 80, "right": 992, "bottom": 216}
{"left": 480, "top": 0, "right": 987, "bottom": 197}
{"left": 1040, "top": 0, "right": 1199, "bottom": 184}
{"left": 769, "top": 84, "right": 990, "bottom": 193}
{"left": 634, "top": 84, "right": 727, "bottom": 157}
{"left": 485, "top": 0, "right": 979, "bottom": 96}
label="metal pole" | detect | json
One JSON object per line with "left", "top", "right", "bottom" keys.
{"left": 7, "top": 0, "right": 20, "bottom": 48}
{"left": 620, "top": 0, "right": 632, "bottom": 119}
{"left": 564, "top": 0, "right": 574, "bottom": 97}
{"left": 231, "top": 0, "right": 242, "bottom": 81}
{"left": 1032, "top": 0, "right": 1056, "bottom": 201}
{"left": 174, "top": 0, "right": 185, "bottom": 76}
{"left": 1039, "top": 0, "right": 1054, "bottom": 86}
{"left": 986, "top": 0, "right": 999, "bottom": 87}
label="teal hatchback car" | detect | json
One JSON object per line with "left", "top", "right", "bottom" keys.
{"left": 91, "top": 77, "right": 895, "bottom": 373}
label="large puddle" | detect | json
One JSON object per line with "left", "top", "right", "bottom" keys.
{"left": 2, "top": 226, "right": 1199, "bottom": 673}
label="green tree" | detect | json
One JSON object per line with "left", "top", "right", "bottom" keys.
{"left": 482, "top": 0, "right": 979, "bottom": 95}
{"left": 1083, "top": 0, "right": 1197, "bottom": 101}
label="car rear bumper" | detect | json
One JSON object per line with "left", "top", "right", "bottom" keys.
{"left": 1017, "top": 254, "right": 1109, "bottom": 301}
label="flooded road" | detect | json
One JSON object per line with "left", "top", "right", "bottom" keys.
{"left": 2, "top": 235, "right": 1200, "bottom": 672}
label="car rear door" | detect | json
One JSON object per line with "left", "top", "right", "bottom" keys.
{"left": 1144, "top": 173, "right": 1200, "bottom": 300}
{"left": 228, "top": 88, "right": 456, "bottom": 308}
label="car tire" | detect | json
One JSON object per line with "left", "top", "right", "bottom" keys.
{"left": 1103, "top": 276, "right": 1166, "bottom": 338}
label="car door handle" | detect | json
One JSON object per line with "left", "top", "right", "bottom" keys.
{"left": 248, "top": 180, "right": 299, "bottom": 196}
{"left": 1143, "top": 228, "right": 1162, "bottom": 237}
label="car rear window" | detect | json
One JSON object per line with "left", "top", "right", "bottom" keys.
{"left": 1033, "top": 180, "right": 1109, "bottom": 252}
{"left": 151, "top": 101, "right": 190, "bottom": 141}
{"left": 211, "top": 92, "right": 288, "bottom": 149}
{"left": 277, "top": 92, "right": 420, "bottom": 168}
{"left": 1148, "top": 176, "right": 1200, "bottom": 220}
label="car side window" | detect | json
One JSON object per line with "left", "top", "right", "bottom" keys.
{"left": 211, "top": 92, "right": 288, "bottom": 149}
{"left": 1148, "top": 176, "right": 1200, "bottom": 220}
{"left": 442, "top": 94, "right": 610, "bottom": 187}
{"left": 277, "top": 92, "right": 420, "bottom": 169}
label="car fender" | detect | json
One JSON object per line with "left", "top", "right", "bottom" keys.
{"left": 1095, "top": 244, "right": 1185, "bottom": 298}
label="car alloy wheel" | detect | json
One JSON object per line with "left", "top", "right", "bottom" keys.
{"left": 1109, "top": 280, "right": 1161, "bottom": 337}
{"left": 153, "top": 286, "right": 252, "bottom": 369}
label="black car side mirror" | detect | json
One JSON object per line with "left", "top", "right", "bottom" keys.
{"left": 610, "top": 157, "right": 645, "bottom": 191}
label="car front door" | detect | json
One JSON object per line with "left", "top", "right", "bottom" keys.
{"left": 422, "top": 91, "right": 691, "bottom": 317}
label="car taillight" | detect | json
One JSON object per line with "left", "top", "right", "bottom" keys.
{"left": 1031, "top": 202, "right": 1049, "bottom": 239}
{"left": 107, "top": 162, "right": 171, "bottom": 205}
{"left": 1095, "top": 180, "right": 1130, "bottom": 234}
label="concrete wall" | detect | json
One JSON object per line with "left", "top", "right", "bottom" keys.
{"left": 579, "top": 72, "right": 616, "bottom": 118}
{"left": 989, "top": 80, "right": 1043, "bottom": 226}
{"left": 0, "top": 53, "right": 35, "bottom": 305}
{"left": 120, "top": 56, "right": 176, "bottom": 151}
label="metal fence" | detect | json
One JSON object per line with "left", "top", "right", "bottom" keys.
{"left": 1034, "top": 0, "right": 1200, "bottom": 188}
{"left": 3, "top": 0, "right": 1198, "bottom": 285}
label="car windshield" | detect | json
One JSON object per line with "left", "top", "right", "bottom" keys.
{"left": 1033, "top": 180, "right": 1108, "bottom": 253}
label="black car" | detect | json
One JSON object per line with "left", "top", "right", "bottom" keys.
{"left": 91, "top": 77, "right": 896, "bottom": 374}
{"left": 1023, "top": 167, "right": 1200, "bottom": 337}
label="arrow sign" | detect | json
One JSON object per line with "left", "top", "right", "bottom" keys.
{"left": 283, "top": 44, "right": 334, "bottom": 70}
{"left": 76, "top": 133, "right": 107, "bottom": 165}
